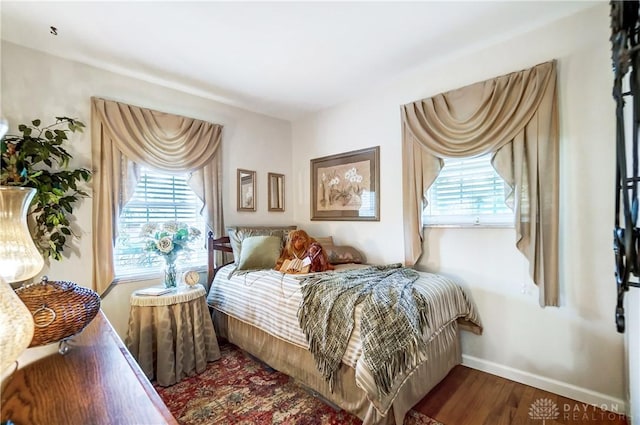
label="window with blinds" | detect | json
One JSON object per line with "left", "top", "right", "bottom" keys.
{"left": 423, "top": 153, "right": 513, "bottom": 226}
{"left": 114, "top": 167, "right": 207, "bottom": 279}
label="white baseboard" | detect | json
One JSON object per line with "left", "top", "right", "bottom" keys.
{"left": 462, "top": 354, "right": 629, "bottom": 416}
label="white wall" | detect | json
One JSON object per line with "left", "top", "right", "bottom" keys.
{"left": 1, "top": 41, "right": 293, "bottom": 338}
{"left": 292, "top": 3, "right": 629, "bottom": 411}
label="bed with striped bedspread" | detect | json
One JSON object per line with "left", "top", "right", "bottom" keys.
{"left": 206, "top": 262, "right": 481, "bottom": 418}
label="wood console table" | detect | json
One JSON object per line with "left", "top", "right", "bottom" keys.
{"left": 1, "top": 310, "right": 177, "bottom": 425}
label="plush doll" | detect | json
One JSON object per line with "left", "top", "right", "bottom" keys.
{"left": 275, "top": 230, "right": 334, "bottom": 273}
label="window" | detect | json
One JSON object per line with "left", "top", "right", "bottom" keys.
{"left": 114, "top": 167, "right": 207, "bottom": 280}
{"left": 423, "top": 153, "right": 512, "bottom": 226}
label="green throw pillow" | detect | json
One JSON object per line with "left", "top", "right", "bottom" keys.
{"left": 236, "top": 235, "right": 282, "bottom": 271}
{"left": 227, "top": 225, "right": 296, "bottom": 265}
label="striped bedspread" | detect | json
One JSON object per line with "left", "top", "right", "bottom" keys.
{"left": 206, "top": 263, "right": 482, "bottom": 413}
{"left": 207, "top": 264, "right": 367, "bottom": 367}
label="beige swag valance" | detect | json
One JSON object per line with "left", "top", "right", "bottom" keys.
{"left": 91, "top": 97, "right": 224, "bottom": 295}
{"left": 402, "top": 61, "right": 559, "bottom": 306}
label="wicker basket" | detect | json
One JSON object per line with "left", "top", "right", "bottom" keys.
{"left": 14, "top": 276, "right": 101, "bottom": 347}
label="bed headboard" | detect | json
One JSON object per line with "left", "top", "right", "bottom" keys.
{"left": 207, "top": 225, "right": 297, "bottom": 284}
{"left": 207, "top": 231, "right": 233, "bottom": 285}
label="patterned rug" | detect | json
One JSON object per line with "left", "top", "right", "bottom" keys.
{"left": 155, "top": 342, "right": 443, "bottom": 425}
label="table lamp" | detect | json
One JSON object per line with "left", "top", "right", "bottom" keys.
{"left": 0, "top": 185, "right": 43, "bottom": 375}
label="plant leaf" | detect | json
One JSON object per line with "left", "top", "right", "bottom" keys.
{"left": 1, "top": 117, "right": 92, "bottom": 261}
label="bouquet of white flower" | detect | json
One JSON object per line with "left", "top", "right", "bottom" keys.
{"left": 140, "top": 221, "right": 202, "bottom": 287}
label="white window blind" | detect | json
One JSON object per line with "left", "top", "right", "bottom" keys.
{"left": 114, "top": 167, "right": 207, "bottom": 279}
{"left": 423, "top": 153, "right": 513, "bottom": 226}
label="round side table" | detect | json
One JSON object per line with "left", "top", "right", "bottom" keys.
{"left": 125, "top": 285, "right": 220, "bottom": 386}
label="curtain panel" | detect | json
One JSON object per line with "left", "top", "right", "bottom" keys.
{"left": 91, "top": 97, "right": 224, "bottom": 295}
{"left": 401, "top": 61, "right": 559, "bottom": 306}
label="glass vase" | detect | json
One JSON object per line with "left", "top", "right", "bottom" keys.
{"left": 0, "top": 186, "right": 45, "bottom": 283}
{"left": 163, "top": 259, "right": 177, "bottom": 288}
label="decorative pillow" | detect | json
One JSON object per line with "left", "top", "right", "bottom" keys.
{"left": 227, "top": 225, "right": 296, "bottom": 265}
{"left": 313, "top": 236, "right": 334, "bottom": 247}
{"left": 324, "top": 245, "right": 366, "bottom": 264}
{"left": 236, "top": 235, "right": 283, "bottom": 271}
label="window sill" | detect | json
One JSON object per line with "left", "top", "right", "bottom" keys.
{"left": 113, "top": 266, "right": 206, "bottom": 285}
{"left": 112, "top": 273, "right": 160, "bottom": 285}
{"left": 423, "top": 223, "right": 514, "bottom": 229}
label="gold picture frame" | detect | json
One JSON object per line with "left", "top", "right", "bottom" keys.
{"left": 237, "top": 169, "right": 256, "bottom": 211}
{"left": 311, "top": 146, "right": 380, "bottom": 221}
{"left": 268, "top": 172, "right": 285, "bottom": 212}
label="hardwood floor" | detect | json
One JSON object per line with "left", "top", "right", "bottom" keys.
{"left": 414, "top": 366, "right": 628, "bottom": 425}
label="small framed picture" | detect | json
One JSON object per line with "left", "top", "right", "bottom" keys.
{"left": 237, "top": 169, "right": 256, "bottom": 211}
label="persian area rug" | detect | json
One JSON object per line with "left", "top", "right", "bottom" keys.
{"left": 154, "top": 342, "right": 443, "bottom": 425}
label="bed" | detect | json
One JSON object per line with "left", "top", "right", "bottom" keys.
{"left": 205, "top": 226, "right": 482, "bottom": 425}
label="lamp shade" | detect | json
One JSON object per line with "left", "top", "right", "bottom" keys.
{"left": 0, "top": 186, "right": 45, "bottom": 283}
{"left": 0, "top": 275, "right": 34, "bottom": 375}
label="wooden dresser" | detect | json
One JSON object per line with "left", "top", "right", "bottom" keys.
{"left": 1, "top": 310, "right": 177, "bottom": 425}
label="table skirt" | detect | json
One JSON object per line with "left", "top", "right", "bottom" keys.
{"left": 126, "top": 290, "right": 220, "bottom": 386}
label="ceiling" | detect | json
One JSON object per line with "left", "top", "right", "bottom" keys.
{"left": 1, "top": 1, "right": 600, "bottom": 121}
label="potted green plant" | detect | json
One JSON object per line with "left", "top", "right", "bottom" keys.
{"left": 0, "top": 117, "right": 92, "bottom": 261}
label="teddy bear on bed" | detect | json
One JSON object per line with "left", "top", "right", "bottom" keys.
{"left": 275, "top": 229, "right": 334, "bottom": 273}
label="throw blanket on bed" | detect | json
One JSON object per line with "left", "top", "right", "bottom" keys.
{"left": 298, "top": 263, "right": 430, "bottom": 396}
